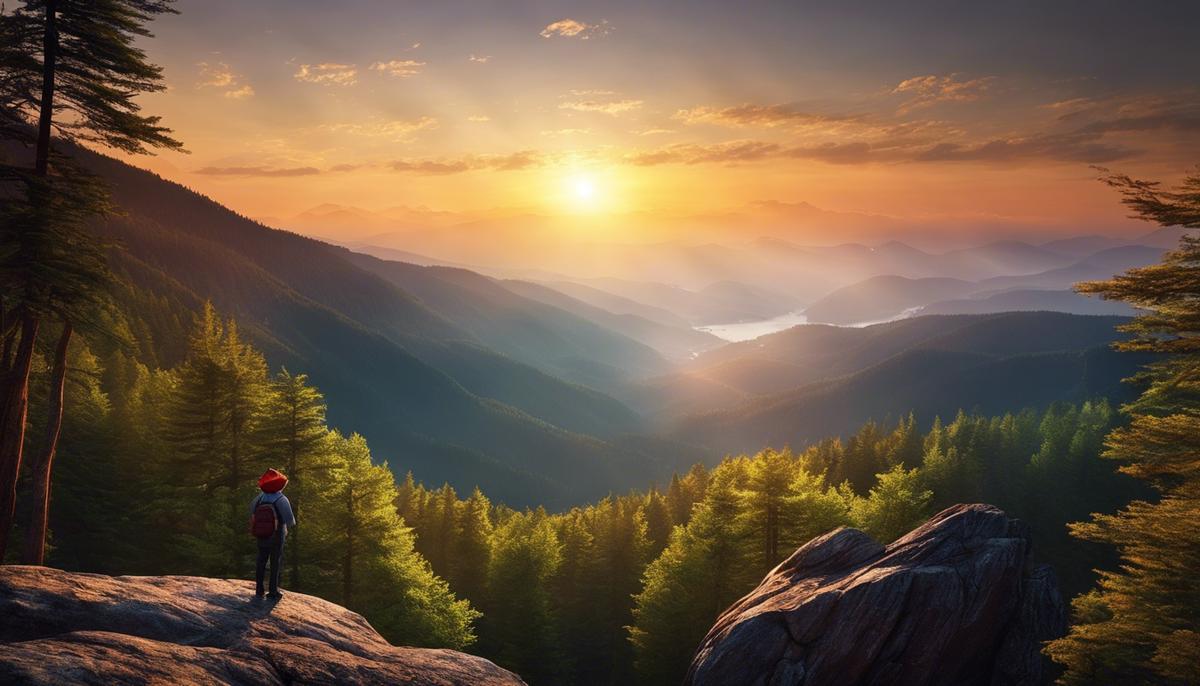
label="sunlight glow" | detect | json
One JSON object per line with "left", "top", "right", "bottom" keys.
{"left": 574, "top": 178, "right": 596, "bottom": 200}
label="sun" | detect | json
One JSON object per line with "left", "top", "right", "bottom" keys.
{"left": 554, "top": 169, "right": 621, "bottom": 215}
{"left": 573, "top": 178, "right": 596, "bottom": 200}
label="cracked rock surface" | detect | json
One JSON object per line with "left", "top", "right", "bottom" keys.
{"left": 0, "top": 566, "right": 525, "bottom": 685}
{"left": 684, "top": 504, "right": 1067, "bottom": 686}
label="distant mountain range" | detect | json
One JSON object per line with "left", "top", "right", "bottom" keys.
{"left": 72, "top": 147, "right": 706, "bottom": 508}
{"left": 52, "top": 146, "right": 1180, "bottom": 509}
{"left": 636, "top": 312, "right": 1135, "bottom": 418}
{"left": 802, "top": 245, "right": 1165, "bottom": 325}
{"left": 668, "top": 313, "right": 1151, "bottom": 454}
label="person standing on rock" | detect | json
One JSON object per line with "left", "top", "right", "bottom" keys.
{"left": 250, "top": 468, "right": 297, "bottom": 599}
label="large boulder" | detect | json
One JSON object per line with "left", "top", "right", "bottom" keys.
{"left": 0, "top": 566, "right": 525, "bottom": 685}
{"left": 685, "top": 504, "right": 1067, "bottom": 686}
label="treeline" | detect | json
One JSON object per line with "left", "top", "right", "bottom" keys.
{"left": 396, "top": 400, "right": 1136, "bottom": 684}
{"left": 19, "top": 304, "right": 476, "bottom": 648}
{"left": 14, "top": 295, "right": 1140, "bottom": 684}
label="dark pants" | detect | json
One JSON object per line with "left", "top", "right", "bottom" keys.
{"left": 256, "top": 533, "right": 285, "bottom": 595}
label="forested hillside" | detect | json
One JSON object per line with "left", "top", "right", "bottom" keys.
{"left": 18, "top": 311, "right": 1138, "bottom": 684}
{"left": 51, "top": 145, "right": 695, "bottom": 507}
{"left": 638, "top": 311, "right": 1136, "bottom": 416}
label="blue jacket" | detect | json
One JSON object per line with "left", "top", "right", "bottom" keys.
{"left": 250, "top": 492, "right": 296, "bottom": 537}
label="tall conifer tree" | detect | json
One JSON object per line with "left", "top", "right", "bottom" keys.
{"left": 1047, "top": 168, "right": 1200, "bottom": 684}
{"left": 0, "top": 0, "right": 182, "bottom": 561}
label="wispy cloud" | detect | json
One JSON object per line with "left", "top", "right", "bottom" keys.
{"left": 195, "top": 166, "right": 322, "bottom": 177}
{"left": 224, "top": 85, "right": 255, "bottom": 100}
{"left": 627, "top": 140, "right": 782, "bottom": 166}
{"left": 370, "top": 59, "right": 425, "bottom": 78}
{"left": 540, "top": 19, "right": 611, "bottom": 39}
{"left": 674, "top": 104, "right": 853, "bottom": 129}
{"left": 391, "top": 150, "right": 544, "bottom": 174}
{"left": 319, "top": 117, "right": 437, "bottom": 139}
{"left": 468, "top": 54, "right": 491, "bottom": 63}
{"left": 892, "top": 74, "right": 994, "bottom": 113}
{"left": 467, "top": 115, "right": 491, "bottom": 122}
{"left": 294, "top": 63, "right": 358, "bottom": 86}
{"left": 197, "top": 62, "right": 254, "bottom": 99}
{"left": 540, "top": 128, "right": 593, "bottom": 137}
{"left": 560, "top": 91, "right": 642, "bottom": 115}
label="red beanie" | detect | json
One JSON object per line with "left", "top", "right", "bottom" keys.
{"left": 258, "top": 468, "right": 288, "bottom": 493}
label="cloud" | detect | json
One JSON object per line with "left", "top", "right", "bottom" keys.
{"left": 370, "top": 59, "right": 425, "bottom": 78}
{"left": 195, "top": 166, "right": 322, "bottom": 177}
{"left": 467, "top": 115, "right": 491, "bottom": 122}
{"left": 224, "top": 85, "right": 255, "bottom": 99}
{"left": 294, "top": 63, "right": 358, "bottom": 86}
{"left": 624, "top": 115, "right": 1165, "bottom": 167}
{"left": 560, "top": 91, "right": 642, "bottom": 115}
{"left": 197, "top": 62, "right": 236, "bottom": 88}
{"left": 540, "top": 19, "right": 611, "bottom": 39}
{"left": 674, "top": 104, "right": 854, "bottom": 129}
{"left": 626, "top": 140, "right": 782, "bottom": 166}
{"left": 912, "top": 134, "right": 1135, "bottom": 164}
{"left": 319, "top": 117, "right": 438, "bottom": 139}
{"left": 540, "top": 128, "right": 592, "bottom": 137}
{"left": 390, "top": 160, "right": 471, "bottom": 174}
{"left": 390, "top": 150, "right": 544, "bottom": 174}
{"left": 197, "top": 61, "right": 253, "bottom": 99}
{"left": 468, "top": 54, "right": 491, "bottom": 63}
{"left": 892, "top": 73, "right": 994, "bottom": 112}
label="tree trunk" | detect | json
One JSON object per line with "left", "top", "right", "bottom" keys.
{"left": 34, "top": 0, "right": 58, "bottom": 177}
{"left": 0, "top": 303, "right": 13, "bottom": 439}
{"left": 22, "top": 322, "right": 71, "bottom": 565}
{"left": 0, "top": 315, "right": 40, "bottom": 561}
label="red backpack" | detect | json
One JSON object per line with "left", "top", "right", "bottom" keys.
{"left": 251, "top": 497, "right": 278, "bottom": 539}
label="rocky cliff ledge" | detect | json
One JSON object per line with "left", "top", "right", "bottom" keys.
{"left": 685, "top": 504, "right": 1067, "bottom": 686}
{"left": 0, "top": 566, "right": 525, "bottom": 685}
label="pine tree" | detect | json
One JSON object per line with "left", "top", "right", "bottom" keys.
{"left": 550, "top": 508, "right": 596, "bottom": 684}
{"left": 665, "top": 463, "right": 708, "bottom": 525}
{"left": 886, "top": 413, "right": 923, "bottom": 469}
{"left": 313, "top": 432, "right": 477, "bottom": 649}
{"left": 782, "top": 468, "right": 854, "bottom": 550}
{"left": 164, "top": 305, "right": 267, "bottom": 574}
{"left": 258, "top": 368, "right": 329, "bottom": 589}
{"left": 482, "top": 508, "right": 563, "bottom": 683}
{"left": 738, "top": 448, "right": 798, "bottom": 568}
{"left": 449, "top": 487, "right": 493, "bottom": 604}
{"left": 642, "top": 487, "right": 673, "bottom": 556}
{"left": 587, "top": 496, "right": 651, "bottom": 684}
{"left": 850, "top": 464, "right": 932, "bottom": 543}
{"left": 0, "top": 0, "right": 181, "bottom": 561}
{"left": 844, "top": 420, "right": 887, "bottom": 492}
{"left": 629, "top": 459, "right": 753, "bottom": 685}
{"left": 1047, "top": 167, "right": 1200, "bottom": 684}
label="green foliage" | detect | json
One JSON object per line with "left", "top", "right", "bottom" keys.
{"left": 0, "top": 0, "right": 183, "bottom": 156}
{"left": 850, "top": 464, "right": 931, "bottom": 543}
{"left": 630, "top": 460, "right": 755, "bottom": 686}
{"left": 21, "top": 288, "right": 1147, "bottom": 684}
{"left": 308, "top": 432, "right": 478, "bottom": 649}
{"left": 1047, "top": 170, "right": 1200, "bottom": 684}
{"left": 481, "top": 509, "right": 563, "bottom": 682}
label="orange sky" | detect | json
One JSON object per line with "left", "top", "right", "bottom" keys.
{"left": 111, "top": 0, "right": 1200, "bottom": 246}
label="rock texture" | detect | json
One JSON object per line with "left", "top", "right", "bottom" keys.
{"left": 685, "top": 504, "right": 1067, "bottom": 686}
{"left": 0, "top": 566, "right": 525, "bottom": 685}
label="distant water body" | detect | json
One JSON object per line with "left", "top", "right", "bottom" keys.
{"left": 695, "top": 311, "right": 811, "bottom": 342}
{"left": 696, "top": 308, "right": 922, "bottom": 342}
